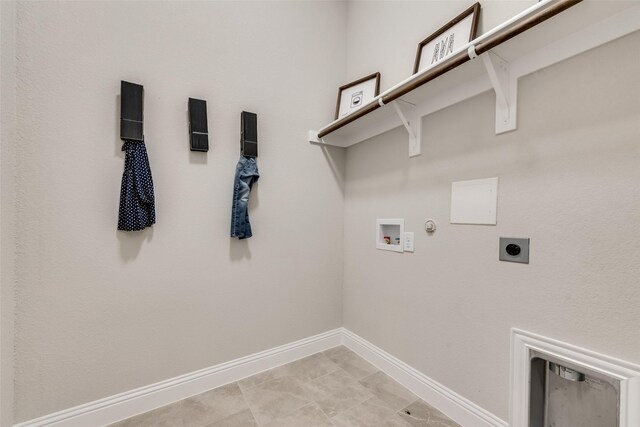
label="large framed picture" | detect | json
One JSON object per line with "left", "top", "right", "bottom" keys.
{"left": 335, "top": 72, "right": 381, "bottom": 120}
{"left": 413, "top": 2, "right": 481, "bottom": 74}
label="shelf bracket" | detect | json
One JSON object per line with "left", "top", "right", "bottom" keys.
{"left": 391, "top": 100, "right": 421, "bottom": 157}
{"left": 480, "top": 50, "right": 517, "bottom": 134}
{"left": 308, "top": 130, "right": 323, "bottom": 145}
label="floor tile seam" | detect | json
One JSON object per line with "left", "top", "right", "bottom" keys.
{"left": 205, "top": 407, "right": 256, "bottom": 427}
{"left": 245, "top": 406, "right": 262, "bottom": 427}
{"left": 327, "top": 397, "right": 391, "bottom": 427}
{"left": 321, "top": 345, "right": 345, "bottom": 355}
{"left": 241, "top": 364, "right": 341, "bottom": 392}
{"left": 237, "top": 381, "right": 266, "bottom": 427}
{"left": 252, "top": 388, "right": 314, "bottom": 427}
{"left": 363, "top": 392, "right": 407, "bottom": 414}
{"left": 205, "top": 382, "right": 254, "bottom": 424}
{"left": 358, "top": 374, "right": 421, "bottom": 411}
{"left": 316, "top": 377, "right": 368, "bottom": 401}
{"left": 293, "top": 373, "right": 331, "bottom": 403}
{"left": 302, "top": 370, "right": 343, "bottom": 385}
{"left": 320, "top": 364, "right": 345, "bottom": 379}
{"left": 316, "top": 350, "right": 339, "bottom": 362}
{"left": 296, "top": 356, "right": 343, "bottom": 381}
{"left": 237, "top": 375, "right": 275, "bottom": 392}
{"left": 380, "top": 388, "right": 419, "bottom": 411}
{"left": 368, "top": 396, "right": 414, "bottom": 427}
{"left": 318, "top": 355, "right": 344, "bottom": 373}
{"left": 304, "top": 402, "right": 335, "bottom": 426}
{"left": 238, "top": 356, "right": 309, "bottom": 391}
{"left": 353, "top": 367, "right": 382, "bottom": 382}
{"left": 334, "top": 368, "right": 364, "bottom": 382}
{"left": 260, "top": 399, "right": 315, "bottom": 427}
{"left": 399, "top": 408, "right": 431, "bottom": 424}
{"left": 333, "top": 381, "right": 376, "bottom": 402}
{"left": 387, "top": 413, "right": 416, "bottom": 427}
{"left": 356, "top": 370, "right": 381, "bottom": 388}
{"left": 240, "top": 371, "right": 294, "bottom": 393}
{"left": 322, "top": 350, "right": 352, "bottom": 365}
{"left": 308, "top": 366, "right": 356, "bottom": 388}
{"left": 402, "top": 397, "right": 422, "bottom": 409}
{"left": 317, "top": 389, "right": 377, "bottom": 421}
{"left": 389, "top": 400, "right": 416, "bottom": 412}
{"left": 397, "top": 397, "right": 424, "bottom": 423}
{"left": 281, "top": 387, "right": 314, "bottom": 404}
{"left": 207, "top": 406, "right": 255, "bottom": 426}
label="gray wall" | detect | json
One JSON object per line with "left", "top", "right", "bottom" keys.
{"left": 1, "top": 2, "right": 17, "bottom": 425}
{"left": 343, "top": 26, "right": 640, "bottom": 422}
{"left": 8, "top": 1, "right": 346, "bottom": 422}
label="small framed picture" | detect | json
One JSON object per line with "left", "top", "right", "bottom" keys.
{"left": 335, "top": 72, "right": 381, "bottom": 120}
{"left": 413, "top": 2, "right": 481, "bottom": 74}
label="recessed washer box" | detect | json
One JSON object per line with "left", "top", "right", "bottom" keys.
{"left": 376, "top": 219, "right": 404, "bottom": 253}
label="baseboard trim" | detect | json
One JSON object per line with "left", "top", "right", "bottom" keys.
{"left": 16, "top": 328, "right": 507, "bottom": 427}
{"left": 342, "top": 329, "right": 507, "bottom": 427}
{"left": 15, "top": 329, "right": 343, "bottom": 427}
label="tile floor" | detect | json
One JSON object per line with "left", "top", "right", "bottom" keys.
{"left": 111, "top": 346, "right": 461, "bottom": 427}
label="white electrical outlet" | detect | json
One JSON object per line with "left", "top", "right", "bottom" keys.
{"left": 403, "top": 232, "right": 414, "bottom": 252}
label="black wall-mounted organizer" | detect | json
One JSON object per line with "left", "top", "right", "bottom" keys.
{"left": 120, "top": 81, "right": 144, "bottom": 141}
{"left": 241, "top": 111, "right": 258, "bottom": 158}
{"left": 188, "top": 98, "right": 209, "bottom": 152}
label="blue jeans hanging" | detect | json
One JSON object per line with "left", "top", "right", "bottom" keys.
{"left": 231, "top": 156, "right": 259, "bottom": 239}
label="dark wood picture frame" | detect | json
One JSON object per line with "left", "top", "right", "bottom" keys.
{"left": 413, "top": 2, "right": 481, "bottom": 74}
{"left": 335, "top": 72, "right": 381, "bottom": 120}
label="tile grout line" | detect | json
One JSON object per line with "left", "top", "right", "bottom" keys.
{"left": 396, "top": 397, "right": 424, "bottom": 423}
{"left": 242, "top": 375, "right": 322, "bottom": 426}
{"left": 305, "top": 402, "right": 335, "bottom": 427}
{"left": 323, "top": 393, "right": 375, "bottom": 422}
{"left": 297, "top": 353, "right": 379, "bottom": 424}
{"left": 237, "top": 380, "right": 262, "bottom": 427}
{"left": 398, "top": 396, "right": 422, "bottom": 415}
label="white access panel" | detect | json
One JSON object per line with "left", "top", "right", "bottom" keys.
{"left": 450, "top": 177, "right": 498, "bottom": 225}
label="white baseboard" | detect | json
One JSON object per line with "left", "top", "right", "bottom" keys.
{"left": 342, "top": 329, "right": 507, "bottom": 427}
{"left": 15, "top": 329, "right": 343, "bottom": 427}
{"left": 16, "top": 327, "right": 507, "bottom": 427}
{"left": 16, "top": 326, "right": 640, "bottom": 427}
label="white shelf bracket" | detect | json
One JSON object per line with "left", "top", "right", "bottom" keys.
{"left": 308, "top": 130, "right": 324, "bottom": 145}
{"left": 391, "top": 100, "right": 422, "bottom": 157}
{"left": 480, "top": 51, "right": 518, "bottom": 134}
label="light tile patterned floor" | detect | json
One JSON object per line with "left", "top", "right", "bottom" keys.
{"left": 111, "top": 346, "right": 461, "bottom": 427}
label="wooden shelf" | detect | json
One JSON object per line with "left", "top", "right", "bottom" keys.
{"left": 309, "top": 0, "right": 640, "bottom": 155}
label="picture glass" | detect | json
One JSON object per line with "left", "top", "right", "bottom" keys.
{"left": 417, "top": 13, "right": 476, "bottom": 73}
{"left": 338, "top": 79, "right": 377, "bottom": 119}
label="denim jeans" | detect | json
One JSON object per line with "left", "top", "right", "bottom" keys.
{"left": 231, "top": 156, "right": 259, "bottom": 239}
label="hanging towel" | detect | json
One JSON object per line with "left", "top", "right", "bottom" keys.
{"left": 118, "top": 140, "right": 156, "bottom": 231}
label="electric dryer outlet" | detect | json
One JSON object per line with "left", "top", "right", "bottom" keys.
{"left": 499, "top": 237, "right": 530, "bottom": 263}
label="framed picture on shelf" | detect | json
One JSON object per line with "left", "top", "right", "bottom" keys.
{"left": 413, "top": 2, "right": 481, "bottom": 74}
{"left": 335, "top": 72, "right": 381, "bottom": 120}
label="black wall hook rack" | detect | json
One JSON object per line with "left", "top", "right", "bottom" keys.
{"left": 241, "top": 111, "right": 258, "bottom": 158}
{"left": 188, "top": 98, "right": 209, "bottom": 152}
{"left": 120, "top": 81, "right": 144, "bottom": 141}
